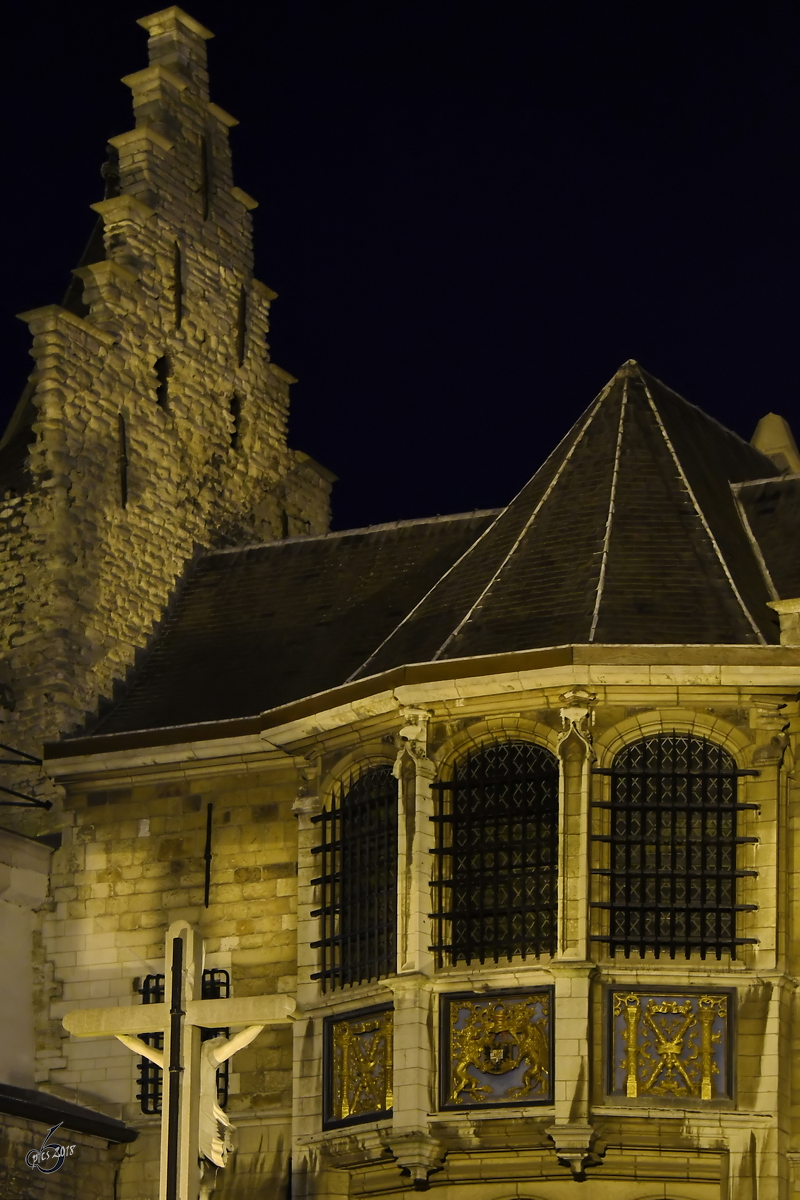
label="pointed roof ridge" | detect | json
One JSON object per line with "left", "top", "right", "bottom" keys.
{"left": 347, "top": 361, "right": 780, "bottom": 676}
{"left": 635, "top": 369, "right": 767, "bottom": 645}
{"left": 631, "top": 361, "right": 778, "bottom": 473}
{"left": 203, "top": 508, "right": 503, "bottom": 558}
{"left": 347, "top": 369, "right": 625, "bottom": 681}
{"left": 588, "top": 374, "right": 629, "bottom": 640}
{"left": 431, "top": 373, "right": 620, "bottom": 661}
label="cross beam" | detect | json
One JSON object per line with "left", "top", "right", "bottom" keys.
{"left": 62, "top": 921, "right": 295, "bottom": 1200}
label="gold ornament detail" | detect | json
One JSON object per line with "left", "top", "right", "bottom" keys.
{"left": 444, "top": 991, "right": 551, "bottom": 1107}
{"left": 611, "top": 991, "right": 729, "bottom": 1100}
{"left": 328, "top": 1008, "right": 393, "bottom": 1124}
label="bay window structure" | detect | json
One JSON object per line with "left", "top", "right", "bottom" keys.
{"left": 431, "top": 739, "right": 559, "bottom": 967}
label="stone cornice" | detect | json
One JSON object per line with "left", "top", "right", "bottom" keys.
{"left": 44, "top": 644, "right": 800, "bottom": 773}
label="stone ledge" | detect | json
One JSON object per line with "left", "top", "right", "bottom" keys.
{"left": 137, "top": 8, "right": 214, "bottom": 41}
{"left": 120, "top": 64, "right": 189, "bottom": 94}
{"left": 209, "top": 101, "right": 238, "bottom": 128}
{"left": 108, "top": 125, "right": 174, "bottom": 154}
{"left": 90, "top": 194, "right": 156, "bottom": 226}
{"left": 231, "top": 186, "right": 258, "bottom": 211}
{"left": 16, "top": 305, "right": 116, "bottom": 348}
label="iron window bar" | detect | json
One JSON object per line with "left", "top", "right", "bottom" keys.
{"left": 590, "top": 734, "right": 759, "bottom": 961}
{"left": 310, "top": 764, "right": 398, "bottom": 993}
{"left": 430, "top": 740, "right": 559, "bottom": 969}
{"left": 0, "top": 741, "right": 51, "bottom": 810}
{"left": 136, "top": 969, "right": 231, "bottom": 1114}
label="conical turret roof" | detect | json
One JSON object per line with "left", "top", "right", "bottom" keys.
{"left": 351, "top": 361, "right": 781, "bottom": 677}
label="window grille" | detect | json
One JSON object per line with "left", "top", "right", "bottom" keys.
{"left": 430, "top": 740, "right": 559, "bottom": 968}
{"left": 310, "top": 765, "right": 398, "bottom": 992}
{"left": 136, "top": 968, "right": 231, "bottom": 1114}
{"left": 591, "top": 733, "right": 758, "bottom": 960}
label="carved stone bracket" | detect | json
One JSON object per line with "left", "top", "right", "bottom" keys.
{"left": 388, "top": 1130, "right": 444, "bottom": 1191}
{"left": 546, "top": 1122, "right": 602, "bottom": 1180}
{"left": 393, "top": 708, "right": 434, "bottom": 779}
{"left": 557, "top": 687, "right": 596, "bottom": 757}
{"left": 748, "top": 696, "right": 792, "bottom": 767}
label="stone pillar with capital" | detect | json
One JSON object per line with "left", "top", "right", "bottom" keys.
{"left": 385, "top": 710, "right": 443, "bottom": 1189}
{"left": 547, "top": 688, "right": 599, "bottom": 1179}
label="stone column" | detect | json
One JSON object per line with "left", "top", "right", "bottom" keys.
{"left": 547, "top": 689, "right": 598, "bottom": 1179}
{"left": 386, "top": 710, "right": 442, "bottom": 1190}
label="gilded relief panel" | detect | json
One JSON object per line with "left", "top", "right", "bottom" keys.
{"left": 323, "top": 1005, "right": 393, "bottom": 1128}
{"left": 440, "top": 988, "right": 553, "bottom": 1109}
{"left": 610, "top": 989, "right": 732, "bottom": 1101}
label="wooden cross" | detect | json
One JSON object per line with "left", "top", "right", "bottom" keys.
{"left": 62, "top": 920, "right": 295, "bottom": 1200}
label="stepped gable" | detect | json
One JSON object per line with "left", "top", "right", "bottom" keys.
{"left": 89, "top": 511, "right": 496, "bottom": 734}
{"left": 736, "top": 474, "right": 800, "bottom": 601}
{"left": 352, "top": 362, "right": 781, "bottom": 679}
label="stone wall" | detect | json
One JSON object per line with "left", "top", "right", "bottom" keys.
{"left": 0, "top": 1115, "right": 127, "bottom": 1200}
{"left": 42, "top": 757, "right": 298, "bottom": 1199}
{"left": 42, "top": 665, "right": 800, "bottom": 1200}
{"left": 0, "top": 8, "right": 332, "bottom": 803}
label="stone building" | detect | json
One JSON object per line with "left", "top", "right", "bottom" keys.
{"left": 1, "top": 7, "right": 800, "bottom": 1200}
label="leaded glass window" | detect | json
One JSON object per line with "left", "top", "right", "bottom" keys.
{"left": 431, "top": 740, "right": 559, "bottom": 967}
{"left": 591, "top": 733, "right": 757, "bottom": 960}
{"left": 311, "top": 765, "right": 398, "bottom": 991}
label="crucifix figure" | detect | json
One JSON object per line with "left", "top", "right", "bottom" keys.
{"left": 63, "top": 920, "right": 295, "bottom": 1200}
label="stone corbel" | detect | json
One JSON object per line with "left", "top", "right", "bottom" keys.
{"left": 749, "top": 696, "right": 791, "bottom": 767}
{"left": 557, "top": 687, "right": 597, "bottom": 756}
{"left": 546, "top": 1122, "right": 602, "bottom": 1180}
{"left": 393, "top": 708, "right": 434, "bottom": 780}
{"left": 767, "top": 598, "right": 800, "bottom": 646}
{"left": 293, "top": 756, "right": 322, "bottom": 825}
{"left": 389, "top": 1130, "right": 444, "bottom": 1191}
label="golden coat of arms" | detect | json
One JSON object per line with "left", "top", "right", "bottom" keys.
{"left": 442, "top": 990, "right": 552, "bottom": 1108}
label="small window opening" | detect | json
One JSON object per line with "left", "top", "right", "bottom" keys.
{"left": 229, "top": 394, "right": 242, "bottom": 450}
{"left": 235, "top": 286, "right": 247, "bottom": 365}
{"left": 117, "top": 414, "right": 128, "bottom": 508}
{"left": 154, "top": 355, "right": 171, "bottom": 410}
{"left": 311, "top": 765, "right": 398, "bottom": 992}
{"left": 173, "top": 243, "right": 183, "bottom": 328}
{"left": 200, "top": 135, "right": 213, "bottom": 220}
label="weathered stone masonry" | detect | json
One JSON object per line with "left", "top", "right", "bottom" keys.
{"left": 0, "top": 7, "right": 332, "bottom": 779}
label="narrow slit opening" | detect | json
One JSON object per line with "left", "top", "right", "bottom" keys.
{"left": 236, "top": 285, "right": 247, "bottom": 365}
{"left": 229, "top": 394, "right": 242, "bottom": 450}
{"left": 154, "top": 356, "right": 171, "bottom": 410}
{"left": 173, "top": 243, "right": 183, "bottom": 328}
{"left": 117, "top": 414, "right": 128, "bottom": 508}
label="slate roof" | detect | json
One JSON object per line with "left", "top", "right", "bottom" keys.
{"left": 735, "top": 474, "right": 800, "bottom": 601}
{"left": 351, "top": 361, "right": 783, "bottom": 677}
{"left": 91, "top": 511, "right": 496, "bottom": 734}
{"left": 86, "top": 361, "right": 796, "bottom": 737}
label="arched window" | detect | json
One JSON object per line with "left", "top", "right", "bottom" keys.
{"left": 431, "top": 740, "right": 559, "bottom": 967}
{"left": 592, "top": 733, "right": 756, "bottom": 960}
{"left": 311, "top": 765, "right": 398, "bottom": 992}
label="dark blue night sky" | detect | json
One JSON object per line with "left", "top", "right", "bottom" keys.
{"left": 3, "top": 1, "right": 798, "bottom": 529}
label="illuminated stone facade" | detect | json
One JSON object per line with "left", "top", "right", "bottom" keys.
{"left": 2, "top": 8, "right": 800, "bottom": 1200}
{"left": 0, "top": 6, "right": 332, "bottom": 778}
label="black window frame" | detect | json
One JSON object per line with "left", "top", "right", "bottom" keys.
{"left": 430, "top": 738, "right": 560, "bottom": 968}
{"left": 591, "top": 732, "right": 759, "bottom": 960}
{"left": 310, "top": 763, "right": 398, "bottom": 992}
